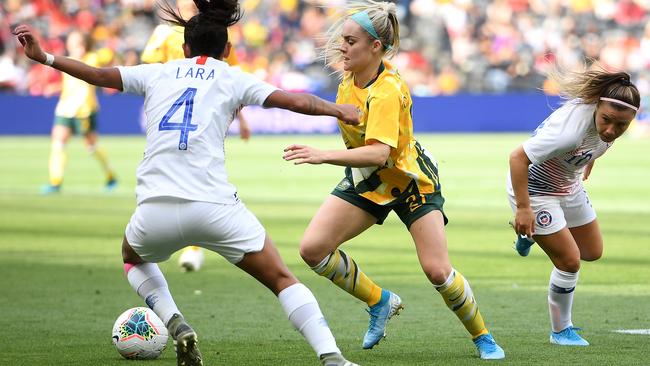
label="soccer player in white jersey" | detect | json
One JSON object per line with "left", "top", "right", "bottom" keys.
{"left": 14, "top": 1, "right": 361, "bottom": 365}
{"left": 508, "top": 66, "right": 640, "bottom": 346}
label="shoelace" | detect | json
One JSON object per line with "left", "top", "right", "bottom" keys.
{"left": 561, "top": 327, "right": 583, "bottom": 340}
{"left": 475, "top": 335, "right": 496, "bottom": 350}
{"left": 365, "top": 308, "right": 380, "bottom": 328}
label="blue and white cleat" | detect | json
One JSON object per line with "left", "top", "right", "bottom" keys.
{"left": 40, "top": 184, "right": 61, "bottom": 195}
{"left": 105, "top": 178, "right": 118, "bottom": 193}
{"left": 550, "top": 327, "right": 589, "bottom": 346}
{"left": 514, "top": 234, "right": 535, "bottom": 257}
{"left": 473, "top": 333, "right": 505, "bottom": 360}
{"left": 362, "top": 289, "right": 403, "bottom": 349}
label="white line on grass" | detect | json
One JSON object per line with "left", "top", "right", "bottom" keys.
{"left": 613, "top": 329, "right": 650, "bottom": 335}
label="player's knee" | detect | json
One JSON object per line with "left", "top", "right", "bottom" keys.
{"left": 423, "top": 266, "right": 449, "bottom": 286}
{"left": 121, "top": 238, "right": 143, "bottom": 264}
{"left": 299, "top": 239, "right": 328, "bottom": 267}
{"left": 555, "top": 258, "right": 581, "bottom": 272}
{"left": 581, "top": 250, "right": 602, "bottom": 262}
{"left": 270, "top": 269, "right": 299, "bottom": 294}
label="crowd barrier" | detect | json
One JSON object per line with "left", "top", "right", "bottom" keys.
{"left": 0, "top": 93, "right": 563, "bottom": 135}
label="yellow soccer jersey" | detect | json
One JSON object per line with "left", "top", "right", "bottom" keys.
{"left": 54, "top": 52, "right": 100, "bottom": 118}
{"left": 141, "top": 24, "right": 239, "bottom": 65}
{"left": 336, "top": 60, "right": 440, "bottom": 205}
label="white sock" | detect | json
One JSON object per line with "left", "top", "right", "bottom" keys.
{"left": 548, "top": 267, "right": 579, "bottom": 332}
{"left": 126, "top": 263, "right": 180, "bottom": 325}
{"left": 278, "top": 283, "right": 340, "bottom": 357}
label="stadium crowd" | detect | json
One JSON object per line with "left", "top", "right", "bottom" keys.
{"left": 1, "top": 0, "right": 649, "bottom": 97}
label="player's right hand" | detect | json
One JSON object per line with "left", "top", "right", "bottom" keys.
{"left": 12, "top": 25, "right": 47, "bottom": 64}
{"left": 513, "top": 206, "right": 535, "bottom": 238}
{"left": 338, "top": 104, "right": 361, "bottom": 125}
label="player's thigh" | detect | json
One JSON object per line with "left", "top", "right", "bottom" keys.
{"left": 51, "top": 123, "right": 72, "bottom": 143}
{"left": 186, "top": 201, "right": 267, "bottom": 265}
{"left": 563, "top": 190, "right": 602, "bottom": 261}
{"left": 235, "top": 234, "right": 298, "bottom": 296}
{"left": 124, "top": 199, "right": 185, "bottom": 263}
{"left": 84, "top": 130, "right": 98, "bottom": 147}
{"left": 569, "top": 220, "right": 603, "bottom": 261}
{"left": 535, "top": 228, "right": 581, "bottom": 272}
{"left": 81, "top": 114, "right": 98, "bottom": 145}
{"left": 300, "top": 194, "right": 378, "bottom": 264}
{"left": 408, "top": 210, "right": 451, "bottom": 285}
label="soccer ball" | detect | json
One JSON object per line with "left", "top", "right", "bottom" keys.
{"left": 112, "top": 307, "right": 169, "bottom": 359}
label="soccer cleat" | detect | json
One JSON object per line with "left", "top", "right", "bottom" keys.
{"left": 40, "top": 184, "right": 61, "bottom": 195}
{"left": 550, "top": 326, "right": 589, "bottom": 346}
{"left": 319, "top": 352, "right": 360, "bottom": 366}
{"left": 179, "top": 246, "right": 205, "bottom": 272}
{"left": 514, "top": 234, "right": 535, "bottom": 257}
{"left": 105, "top": 178, "right": 118, "bottom": 193}
{"left": 362, "top": 289, "right": 403, "bottom": 349}
{"left": 473, "top": 333, "right": 505, "bottom": 360}
{"left": 167, "top": 314, "right": 203, "bottom": 366}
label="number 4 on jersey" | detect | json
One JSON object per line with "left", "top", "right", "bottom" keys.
{"left": 159, "top": 87, "right": 198, "bottom": 150}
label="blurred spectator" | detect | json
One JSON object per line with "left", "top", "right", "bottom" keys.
{"left": 2, "top": 0, "right": 649, "bottom": 96}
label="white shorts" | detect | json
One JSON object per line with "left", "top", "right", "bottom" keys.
{"left": 507, "top": 189, "right": 597, "bottom": 235}
{"left": 125, "top": 197, "right": 266, "bottom": 264}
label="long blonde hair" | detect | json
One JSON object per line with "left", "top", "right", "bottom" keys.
{"left": 320, "top": 0, "right": 400, "bottom": 74}
{"left": 547, "top": 64, "right": 640, "bottom": 111}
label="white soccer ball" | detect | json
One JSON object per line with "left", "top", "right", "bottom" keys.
{"left": 112, "top": 307, "right": 169, "bottom": 360}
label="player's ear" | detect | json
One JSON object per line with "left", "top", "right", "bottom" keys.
{"left": 221, "top": 42, "right": 231, "bottom": 60}
{"left": 182, "top": 43, "right": 191, "bottom": 58}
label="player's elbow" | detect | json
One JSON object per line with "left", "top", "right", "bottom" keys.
{"left": 288, "top": 94, "right": 310, "bottom": 114}
{"left": 369, "top": 143, "right": 391, "bottom": 166}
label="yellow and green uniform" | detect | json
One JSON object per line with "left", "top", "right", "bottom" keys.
{"left": 141, "top": 24, "right": 239, "bottom": 65}
{"left": 48, "top": 52, "right": 115, "bottom": 188}
{"left": 53, "top": 52, "right": 100, "bottom": 134}
{"left": 333, "top": 60, "right": 445, "bottom": 228}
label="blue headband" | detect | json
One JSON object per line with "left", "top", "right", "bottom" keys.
{"left": 350, "top": 11, "right": 393, "bottom": 51}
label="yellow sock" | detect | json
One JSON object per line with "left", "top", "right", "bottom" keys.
{"left": 48, "top": 143, "right": 67, "bottom": 186}
{"left": 436, "top": 269, "right": 488, "bottom": 338}
{"left": 312, "top": 249, "right": 383, "bottom": 306}
{"left": 89, "top": 146, "right": 114, "bottom": 181}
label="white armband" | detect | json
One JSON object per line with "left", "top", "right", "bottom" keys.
{"left": 43, "top": 53, "right": 55, "bottom": 66}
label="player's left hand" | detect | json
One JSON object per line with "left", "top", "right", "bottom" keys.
{"left": 12, "top": 25, "right": 47, "bottom": 64}
{"left": 283, "top": 144, "right": 325, "bottom": 165}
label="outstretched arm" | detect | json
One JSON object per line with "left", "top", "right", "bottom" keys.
{"left": 283, "top": 140, "right": 390, "bottom": 167}
{"left": 263, "top": 90, "right": 359, "bottom": 125}
{"left": 13, "top": 25, "right": 123, "bottom": 90}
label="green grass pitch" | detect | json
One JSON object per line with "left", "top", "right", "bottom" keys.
{"left": 0, "top": 134, "right": 648, "bottom": 365}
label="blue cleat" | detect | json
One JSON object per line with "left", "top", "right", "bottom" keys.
{"left": 550, "top": 327, "right": 589, "bottom": 346}
{"left": 473, "top": 333, "right": 505, "bottom": 360}
{"left": 40, "top": 184, "right": 61, "bottom": 195}
{"left": 514, "top": 234, "right": 535, "bottom": 256}
{"left": 105, "top": 178, "right": 118, "bottom": 193}
{"left": 362, "top": 289, "right": 403, "bottom": 349}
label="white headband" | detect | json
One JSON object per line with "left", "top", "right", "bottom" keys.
{"left": 599, "top": 97, "right": 638, "bottom": 112}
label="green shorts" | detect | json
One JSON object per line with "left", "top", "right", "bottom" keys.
{"left": 54, "top": 113, "right": 97, "bottom": 135}
{"left": 331, "top": 173, "right": 448, "bottom": 229}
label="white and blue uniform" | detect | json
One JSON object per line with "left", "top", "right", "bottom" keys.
{"left": 507, "top": 99, "right": 611, "bottom": 235}
{"left": 120, "top": 56, "right": 278, "bottom": 263}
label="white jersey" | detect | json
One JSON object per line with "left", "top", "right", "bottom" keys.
{"left": 118, "top": 56, "right": 277, "bottom": 204}
{"left": 508, "top": 99, "right": 612, "bottom": 196}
